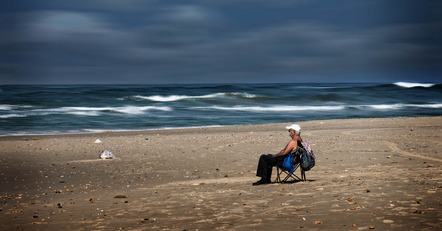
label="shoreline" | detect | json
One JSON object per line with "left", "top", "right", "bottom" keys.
{"left": 0, "top": 124, "right": 227, "bottom": 138}
{"left": 1, "top": 116, "right": 441, "bottom": 230}
{"left": 1, "top": 115, "right": 441, "bottom": 140}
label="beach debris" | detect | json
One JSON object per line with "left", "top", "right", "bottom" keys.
{"left": 314, "top": 220, "right": 323, "bottom": 224}
{"left": 94, "top": 139, "right": 102, "bottom": 144}
{"left": 383, "top": 219, "right": 394, "bottom": 224}
{"left": 99, "top": 150, "right": 115, "bottom": 159}
{"left": 114, "top": 195, "right": 127, "bottom": 198}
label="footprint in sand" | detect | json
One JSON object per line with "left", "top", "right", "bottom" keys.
{"left": 383, "top": 141, "right": 441, "bottom": 163}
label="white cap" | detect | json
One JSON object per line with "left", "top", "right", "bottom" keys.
{"left": 286, "top": 124, "right": 301, "bottom": 132}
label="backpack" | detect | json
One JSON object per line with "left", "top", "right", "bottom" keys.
{"left": 299, "top": 141, "right": 315, "bottom": 171}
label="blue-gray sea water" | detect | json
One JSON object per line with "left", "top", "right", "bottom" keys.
{"left": 0, "top": 82, "right": 441, "bottom": 136}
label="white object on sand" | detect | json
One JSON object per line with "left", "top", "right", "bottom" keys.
{"left": 99, "top": 150, "right": 115, "bottom": 159}
{"left": 94, "top": 139, "right": 102, "bottom": 144}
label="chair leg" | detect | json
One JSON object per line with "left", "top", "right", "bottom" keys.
{"left": 301, "top": 170, "right": 306, "bottom": 181}
{"left": 276, "top": 166, "right": 306, "bottom": 183}
{"left": 275, "top": 167, "right": 281, "bottom": 183}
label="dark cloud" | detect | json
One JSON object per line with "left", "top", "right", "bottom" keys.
{"left": 0, "top": 0, "right": 440, "bottom": 84}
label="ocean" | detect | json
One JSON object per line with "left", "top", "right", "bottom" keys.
{"left": 0, "top": 82, "right": 441, "bottom": 136}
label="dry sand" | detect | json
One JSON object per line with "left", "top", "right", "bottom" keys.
{"left": 0, "top": 117, "right": 441, "bottom": 230}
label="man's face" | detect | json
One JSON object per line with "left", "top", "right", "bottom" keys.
{"left": 289, "top": 129, "right": 296, "bottom": 138}
{"left": 289, "top": 129, "right": 300, "bottom": 139}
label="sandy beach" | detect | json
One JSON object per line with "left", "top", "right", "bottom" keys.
{"left": 0, "top": 117, "right": 441, "bottom": 230}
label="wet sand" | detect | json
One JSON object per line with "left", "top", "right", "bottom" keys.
{"left": 1, "top": 117, "right": 441, "bottom": 230}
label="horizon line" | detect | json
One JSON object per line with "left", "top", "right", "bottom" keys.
{"left": 1, "top": 81, "right": 439, "bottom": 86}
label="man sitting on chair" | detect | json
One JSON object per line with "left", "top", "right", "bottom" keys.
{"left": 253, "top": 124, "right": 303, "bottom": 186}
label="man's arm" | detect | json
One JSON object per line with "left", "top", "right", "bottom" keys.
{"left": 274, "top": 140, "right": 297, "bottom": 157}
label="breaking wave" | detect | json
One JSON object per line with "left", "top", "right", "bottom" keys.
{"left": 0, "top": 104, "right": 33, "bottom": 110}
{"left": 194, "top": 103, "right": 442, "bottom": 112}
{"left": 46, "top": 106, "right": 172, "bottom": 115}
{"left": 350, "top": 103, "right": 442, "bottom": 110}
{"left": 57, "top": 106, "right": 171, "bottom": 115}
{"left": 0, "top": 106, "right": 172, "bottom": 118}
{"left": 0, "top": 114, "right": 28, "bottom": 119}
{"left": 124, "top": 92, "right": 257, "bottom": 102}
{"left": 394, "top": 82, "right": 435, "bottom": 88}
{"left": 193, "top": 105, "right": 346, "bottom": 112}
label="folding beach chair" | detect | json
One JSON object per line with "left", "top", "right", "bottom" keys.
{"left": 275, "top": 142, "right": 314, "bottom": 183}
{"left": 275, "top": 161, "right": 306, "bottom": 183}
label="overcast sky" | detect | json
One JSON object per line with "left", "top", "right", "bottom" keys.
{"left": 1, "top": 0, "right": 441, "bottom": 84}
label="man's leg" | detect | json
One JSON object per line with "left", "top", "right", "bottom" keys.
{"left": 256, "top": 154, "right": 276, "bottom": 183}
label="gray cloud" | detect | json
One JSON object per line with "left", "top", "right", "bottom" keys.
{"left": 0, "top": 1, "right": 440, "bottom": 84}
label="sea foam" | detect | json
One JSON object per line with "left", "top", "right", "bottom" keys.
{"left": 394, "top": 82, "right": 435, "bottom": 88}
{"left": 39, "top": 106, "right": 172, "bottom": 115}
{"left": 366, "top": 104, "right": 404, "bottom": 110}
{"left": 0, "top": 105, "right": 173, "bottom": 118}
{"left": 199, "top": 103, "right": 442, "bottom": 112}
{"left": 0, "top": 104, "right": 33, "bottom": 110}
{"left": 360, "top": 103, "right": 442, "bottom": 110}
{"left": 0, "top": 114, "right": 27, "bottom": 119}
{"left": 0, "top": 105, "right": 12, "bottom": 110}
{"left": 131, "top": 92, "right": 256, "bottom": 102}
{"left": 63, "top": 106, "right": 171, "bottom": 115}
{"left": 195, "top": 105, "right": 345, "bottom": 112}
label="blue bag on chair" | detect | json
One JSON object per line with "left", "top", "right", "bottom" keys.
{"left": 282, "top": 153, "right": 295, "bottom": 173}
